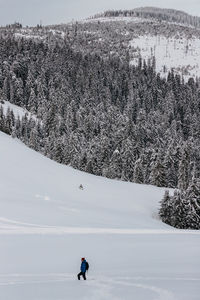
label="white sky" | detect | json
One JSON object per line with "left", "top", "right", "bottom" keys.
{"left": 0, "top": 0, "right": 200, "bottom": 26}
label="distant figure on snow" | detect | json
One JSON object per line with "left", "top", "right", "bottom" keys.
{"left": 77, "top": 257, "right": 89, "bottom": 280}
{"left": 79, "top": 184, "right": 83, "bottom": 190}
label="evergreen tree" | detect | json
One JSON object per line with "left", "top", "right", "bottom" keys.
{"left": 133, "top": 158, "right": 143, "bottom": 184}
{"left": 150, "top": 153, "right": 167, "bottom": 187}
{"left": 159, "top": 181, "right": 200, "bottom": 229}
{"left": 184, "top": 180, "right": 200, "bottom": 229}
{"left": 159, "top": 190, "right": 173, "bottom": 225}
{"left": 178, "top": 145, "right": 190, "bottom": 190}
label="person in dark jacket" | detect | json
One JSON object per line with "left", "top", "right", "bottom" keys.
{"left": 77, "top": 257, "right": 87, "bottom": 280}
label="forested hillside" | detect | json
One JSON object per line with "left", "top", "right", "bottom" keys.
{"left": 0, "top": 31, "right": 200, "bottom": 190}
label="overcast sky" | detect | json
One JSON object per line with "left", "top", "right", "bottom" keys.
{"left": 0, "top": 0, "right": 200, "bottom": 26}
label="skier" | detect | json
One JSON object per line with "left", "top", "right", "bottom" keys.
{"left": 77, "top": 257, "right": 89, "bottom": 280}
{"left": 79, "top": 184, "right": 83, "bottom": 190}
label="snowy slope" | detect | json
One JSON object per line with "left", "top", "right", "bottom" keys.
{"left": 0, "top": 131, "right": 170, "bottom": 231}
{"left": 0, "top": 132, "right": 200, "bottom": 300}
{"left": 1, "top": 100, "right": 37, "bottom": 121}
{"left": 130, "top": 35, "right": 200, "bottom": 80}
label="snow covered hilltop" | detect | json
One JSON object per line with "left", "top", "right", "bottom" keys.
{"left": 93, "top": 7, "right": 200, "bottom": 28}
{"left": 6, "top": 7, "right": 200, "bottom": 80}
{"left": 87, "top": 7, "right": 200, "bottom": 81}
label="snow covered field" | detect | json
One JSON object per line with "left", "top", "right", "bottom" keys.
{"left": 0, "top": 132, "right": 200, "bottom": 300}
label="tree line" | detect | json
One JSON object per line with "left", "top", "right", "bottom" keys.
{"left": 97, "top": 7, "right": 200, "bottom": 28}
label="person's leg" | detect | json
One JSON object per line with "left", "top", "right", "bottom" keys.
{"left": 77, "top": 272, "right": 82, "bottom": 280}
{"left": 83, "top": 272, "right": 86, "bottom": 280}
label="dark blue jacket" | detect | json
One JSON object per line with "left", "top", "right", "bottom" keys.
{"left": 81, "top": 260, "right": 87, "bottom": 273}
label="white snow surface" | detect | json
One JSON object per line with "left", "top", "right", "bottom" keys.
{"left": 130, "top": 35, "right": 200, "bottom": 81}
{"left": 0, "top": 131, "right": 200, "bottom": 300}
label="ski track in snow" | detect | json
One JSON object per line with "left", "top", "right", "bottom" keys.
{"left": 106, "top": 278, "right": 176, "bottom": 300}
{"left": 0, "top": 273, "right": 179, "bottom": 300}
{"left": 0, "top": 217, "right": 200, "bottom": 235}
{"left": 2, "top": 273, "right": 200, "bottom": 300}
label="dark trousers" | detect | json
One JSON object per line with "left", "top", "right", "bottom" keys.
{"left": 77, "top": 271, "right": 86, "bottom": 280}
